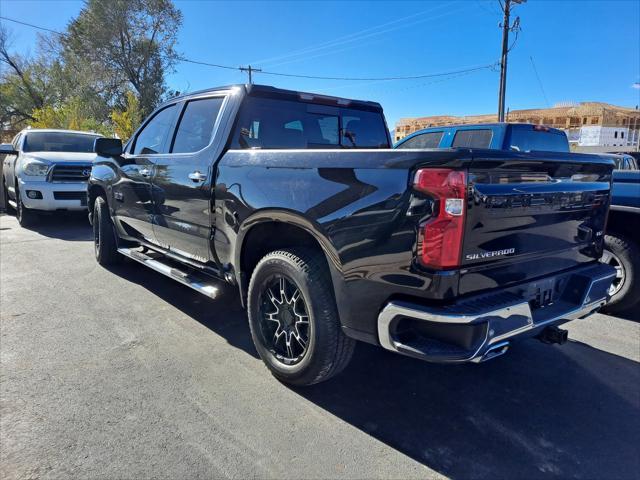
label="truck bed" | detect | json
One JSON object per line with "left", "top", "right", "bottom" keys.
{"left": 215, "top": 147, "right": 614, "bottom": 341}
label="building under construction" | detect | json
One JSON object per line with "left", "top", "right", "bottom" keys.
{"left": 394, "top": 102, "right": 640, "bottom": 151}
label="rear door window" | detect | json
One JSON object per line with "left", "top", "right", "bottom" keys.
{"left": 396, "top": 131, "right": 444, "bottom": 149}
{"left": 171, "top": 97, "right": 224, "bottom": 153}
{"left": 231, "top": 96, "right": 389, "bottom": 149}
{"left": 452, "top": 129, "right": 493, "bottom": 148}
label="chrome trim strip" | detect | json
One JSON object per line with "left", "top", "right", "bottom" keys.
{"left": 609, "top": 205, "right": 640, "bottom": 214}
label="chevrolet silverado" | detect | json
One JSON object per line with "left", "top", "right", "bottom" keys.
{"left": 88, "top": 84, "right": 616, "bottom": 385}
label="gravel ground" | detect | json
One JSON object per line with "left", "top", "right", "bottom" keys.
{"left": 1, "top": 213, "right": 639, "bottom": 480}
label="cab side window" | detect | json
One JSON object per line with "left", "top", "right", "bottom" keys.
{"left": 133, "top": 104, "right": 177, "bottom": 155}
{"left": 452, "top": 129, "right": 493, "bottom": 148}
{"left": 397, "top": 132, "right": 443, "bottom": 149}
{"left": 171, "top": 97, "right": 224, "bottom": 154}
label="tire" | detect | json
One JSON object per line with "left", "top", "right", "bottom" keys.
{"left": 15, "top": 183, "right": 37, "bottom": 227}
{"left": 601, "top": 232, "right": 640, "bottom": 314}
{"left": 2, "top": 178, "right": 14, "bottom": 214}
{"left": 93, "top": 196, "right": 121, "bottom": 265}
{"left": 247, "top": 248, "right": 355, "bottom": 386}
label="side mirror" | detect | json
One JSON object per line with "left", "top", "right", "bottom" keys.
{"left": 0, "top": 143, "right": 18, "bottom": 155}
{"left": 94, "top": 137, "right": 123, "bottom": 156}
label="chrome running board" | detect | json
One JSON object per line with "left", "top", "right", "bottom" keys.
{"left": 118, "top": 247, "right": 220, "bottom": 299}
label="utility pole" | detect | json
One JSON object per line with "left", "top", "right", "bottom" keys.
{"left": 240, "top": 65, "right": 262, "bottom": 85}
{"left": 497, "top": 0, "right": 525, "bottom": 122}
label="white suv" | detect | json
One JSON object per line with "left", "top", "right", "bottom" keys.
{"left": 1, "top": 129, "right": 102, "bottom": 226}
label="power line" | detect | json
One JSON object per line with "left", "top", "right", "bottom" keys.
{"left": 266, "top": 4, "right": 469, "bottom": 70}
{"left": 255, "top": 3, "right": 461, "bottom": 69}
{"left": 249, "top": 2, "right": 454, "bottom": 66}
{"left": 0, "top": 14, "right": 497, "bottom": 83}
{"left": 0, "top": 15, "right": 67, "bottom": 36}
{"left": 258, "top": 63, "right": 497, "bottom": 82}
{"left": 529, "top": 55, "right": 550, "bottom": 107}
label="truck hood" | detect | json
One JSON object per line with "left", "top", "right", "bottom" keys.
{"left": 22, "top": 152, "right": 97, "bottom": 164}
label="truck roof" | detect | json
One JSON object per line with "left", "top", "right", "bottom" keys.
{"left": 163, "top": 84, "right": 384, "bottom": 112}
{"left": 403, "top": 122, "right": 566, "bottom": 135}
{"left": 18, "top": 128, "right": 102, "bottom": 136}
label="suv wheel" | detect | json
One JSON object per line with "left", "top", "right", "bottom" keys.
{"left": 15, "top": 184, "right": 37, "bottom": 227}
{"left": 247, "top": 248, "right": 355, "bottom": 386}
{"left": 2, "top": 179, "right": 14, "bottom": 214}
{"left": 601, "top": 232, "right": 640, "bottom": 314}
{"left": 93, "top": 196, "right": 121, "bottom": 265}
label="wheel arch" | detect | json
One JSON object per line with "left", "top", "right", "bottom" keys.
{"left": 87, "top": 183, "right": 108, "bottom": 219}
{"left": 235, "top": 210, "right": 345, "bottom": 308}
{"left": 607, "top": 209, "right": 639, "bottom": 241}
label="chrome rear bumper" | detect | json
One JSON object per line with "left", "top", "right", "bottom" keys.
{"left": 377, "top": 263, "right": 615, "bottom": 363}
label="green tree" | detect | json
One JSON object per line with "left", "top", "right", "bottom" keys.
{"left": 110, "top": 91, "right": 142, "bottom": 141}
{"left": 31, "top": 97, "right": 113, "bottom": 136}
{"left": 62, "top": 0, "right": 182, "bottom": 117}
{"left": 0, "top": 26, "right": 54, "bottom": 131}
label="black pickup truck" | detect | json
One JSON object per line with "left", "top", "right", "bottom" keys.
{"left": 89, "top": 84, "right": 616, "bottom": 385}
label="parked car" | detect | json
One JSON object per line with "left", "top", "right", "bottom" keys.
{"left": 599, "top": 167, "right": 640, "bottom": 313}
{"left": 1, "top": 128, "right": 102, "bottom": 226}
{"left": 605, "top": 153, "right": 638, "bottom": 171}
{"left": 395, "top": 122, "right": 570, "bottom": 152}
{"left": 89, "top": 84, "right": 616, "bottom": 386}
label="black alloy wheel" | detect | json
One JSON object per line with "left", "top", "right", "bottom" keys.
{"left": 258, "top": 275, "right": 311, "bottom": 365}
{"left": 247, "top": 248, "right": 355, "bottom": 386}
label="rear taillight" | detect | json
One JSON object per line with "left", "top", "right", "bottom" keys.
{"left": 413, "top": 168, "right": 467, "bottom": 269}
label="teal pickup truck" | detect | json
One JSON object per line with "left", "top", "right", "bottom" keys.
{"left": 395, "top": 122, "right": 569, "bottom": 152}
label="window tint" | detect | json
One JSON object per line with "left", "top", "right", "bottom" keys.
{"left": 396, "top": 131, "right": 444, "bottom": 149}
{"left": 452, "top": 129, "right": 493, "bottom": 148}
{"left": 508, "top": 128, "right": 569, "bottom": 153}
{"left": 133, "top": 105, "right": 177, "bottom": 155}
{"left": 23, "top": 132, "right": 100, "bottom": 153}
{"left": 12, "top": 134, "right": 21, "bottom": 150}
{"left": 171, "top": 97, "right": 224, "bottom": 153}
{"left": 340, "top": 114, "right": 389, "bottom": 148}
{"left": 231, "top": 96, "right": 389, "bottom": 149}
{"left": 612, "top": 157, "right": 623, "bottom": 169}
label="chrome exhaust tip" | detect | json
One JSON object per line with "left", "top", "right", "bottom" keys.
{"left": 477, "top": 342, "right": 510, "bottom": 362}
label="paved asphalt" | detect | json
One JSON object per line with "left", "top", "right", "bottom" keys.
{"left": 1, "top": 213, "right": 639, "bottom": 480}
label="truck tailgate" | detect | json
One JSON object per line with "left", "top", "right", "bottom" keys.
{"left": 458, "top": 152, "right": 613, "bottom": 295}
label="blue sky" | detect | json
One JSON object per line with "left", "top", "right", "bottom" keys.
{"left": 1, "top": 0, "right": 639, "bottom": 127}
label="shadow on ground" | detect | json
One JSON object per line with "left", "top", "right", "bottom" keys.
{"left": 3, "top": 211, "right": 92, "bottom": 241}
{"left": 602, "top": 306, "right": 639, "bottom": 322}
{"left": 106, "top": 258, "right": 640, "bottom": 480}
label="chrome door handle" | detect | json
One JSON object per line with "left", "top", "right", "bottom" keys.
{"left": 139, "top": 168, "right": 152, "bottom": 177}
{"left": 188, "top": 171, "right": 207, "bottom": 182}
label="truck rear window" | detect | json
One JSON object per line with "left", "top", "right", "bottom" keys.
{"left": 231, "top": 97, "right": 390, "bottom": 149}
{"left": 507, "top": 128, "right": 569, "bottom": 153}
